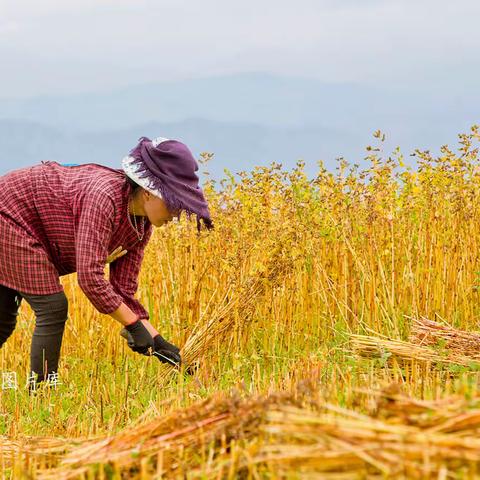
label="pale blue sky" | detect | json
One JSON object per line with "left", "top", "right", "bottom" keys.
{"left": 0, "top": 0, "right": 478, "bottom": 98}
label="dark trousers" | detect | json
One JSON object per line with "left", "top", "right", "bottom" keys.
{"left": 0, "top": 283, "right": 68, "bottom": 382}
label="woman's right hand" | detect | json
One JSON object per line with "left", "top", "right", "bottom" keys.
{"left": 124, "top": 318, "right": 154, "bottom": 355}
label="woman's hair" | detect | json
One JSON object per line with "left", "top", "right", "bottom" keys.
{"left": 124, "top": 172, "right": 143, "bottom": 193}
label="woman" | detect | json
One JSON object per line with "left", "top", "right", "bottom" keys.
{"left": 0, "top": 136, "right": 213, "bottom": 388}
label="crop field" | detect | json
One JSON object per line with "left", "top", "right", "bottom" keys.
{"left": 3, "top": 128, "right": 480, "bottom": 479}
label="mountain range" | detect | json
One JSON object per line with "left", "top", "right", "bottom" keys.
{"left": 0, "top": 72, "right": 477, "bottom": 181}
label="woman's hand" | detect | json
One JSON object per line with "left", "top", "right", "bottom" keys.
{"left": 106, "top": 246, "right": 128, "bottom": 264}
{"left": 124, "top": 318, "right": 154, "bottom": 355}
{"left": 153, "top": 334, "right": 182, "bottom": 366}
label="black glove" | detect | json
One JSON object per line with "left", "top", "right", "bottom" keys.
{"left": 153, "top": 334, "right": 182, "bottom": 367}
{"left": 124, "top": 319, "right": 154, "bottom": 355}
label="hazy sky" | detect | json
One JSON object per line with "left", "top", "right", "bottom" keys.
{"left": 0, "top": 0, "right": 478, "bottom": 98}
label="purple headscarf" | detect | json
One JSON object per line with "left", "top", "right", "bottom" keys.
{"left": 127, "top": 137, "right": 213, "bottom": 231}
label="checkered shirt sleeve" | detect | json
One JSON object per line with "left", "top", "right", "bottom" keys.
{"left": 74, "top": 187, "right": 125, "bottom": 314}
{"left": 109, "top": 225, "right": 153, "bottom": 321}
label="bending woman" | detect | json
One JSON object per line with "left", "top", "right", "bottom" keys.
{"left": 0, "top": 136, "right": 213, "bottom": 386}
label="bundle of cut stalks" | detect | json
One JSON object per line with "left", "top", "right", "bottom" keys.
{"left": 350, "top": 333, "right": 480, "bottom": 367}
{"left": 350, "top": 316, "right": 480, "bottom": 368}
{"left": 253, "top": 401, "right": 480, "bottom": 478}
{"left": 409, "top": 315, "right": 480, "bottom": 360}
{"left": 35, "top": 389, "right": 300, "bottom": 480}
{"left": 0, "top": 436, "right": 74, "bottom": 456}
{"left": 30, "top": 382, "right": 480, "bottom": 479}
{"left": 156, "top": 243, "right": 294, "bottom": 385}
{"left": 0, "top": 436, "right": 80, "bottom": 475}
{"left": 359, "top": 382, "right": 480, "bottom": 428}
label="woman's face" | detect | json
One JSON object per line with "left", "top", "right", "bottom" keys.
{"left": 142, "top": 190, "right": 180, "bottom": 227}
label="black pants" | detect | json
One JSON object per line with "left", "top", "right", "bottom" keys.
{"left": 0, "top": 283, "right": 68, "bottom": 382}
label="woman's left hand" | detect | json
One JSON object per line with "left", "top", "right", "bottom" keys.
{"left": 106, "top": 246, "right": 128, "bottom": 264}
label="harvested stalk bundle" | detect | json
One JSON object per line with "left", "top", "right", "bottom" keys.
{"left": 191, "top": 385, "right": 480, "bottom": 478}
{"left": 34, "top": 385, "right": 480, "bottom": 479}
{"left": 155, "top": 243, "right": 295, "bottom": 385}
{"left": 0, "top": 436, "right": 75, "bottom": 459}
{"left": 252, "top": 402, "right": 480, "bottom": 477}
{"left": 409, "top": 315, "right": 480, "bottom": 359}
{"left": 359, "top": 383, "right": 480, "bottom": 429}
{"left": 350, "top": 333, "right": 480, "bottom": 368}
{"left": 0, "top": 436, "right": 83, "bottom": 473}
{"left": 36, "top": 390, "right": 299, "bottom": 480}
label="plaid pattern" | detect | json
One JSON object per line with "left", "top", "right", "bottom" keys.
{"left": 0, "top": 160, "right": 153, "bottom": 320}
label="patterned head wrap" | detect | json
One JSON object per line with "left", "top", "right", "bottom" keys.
{"left": 122, "top": 136, "right": 213, "bottom": 231}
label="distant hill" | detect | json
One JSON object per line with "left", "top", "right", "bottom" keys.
{"left": 0, "top": 73, "right": 385, "bottom": 131}
{"left": 0, "top": 117, "right": 361, "bottom": 180}
{"left": 0, "top": 73, "right": 478, "bottom": 179}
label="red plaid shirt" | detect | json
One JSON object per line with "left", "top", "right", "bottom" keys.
{"left": 0, "top": 160, "right": 153, "bottom": 320}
